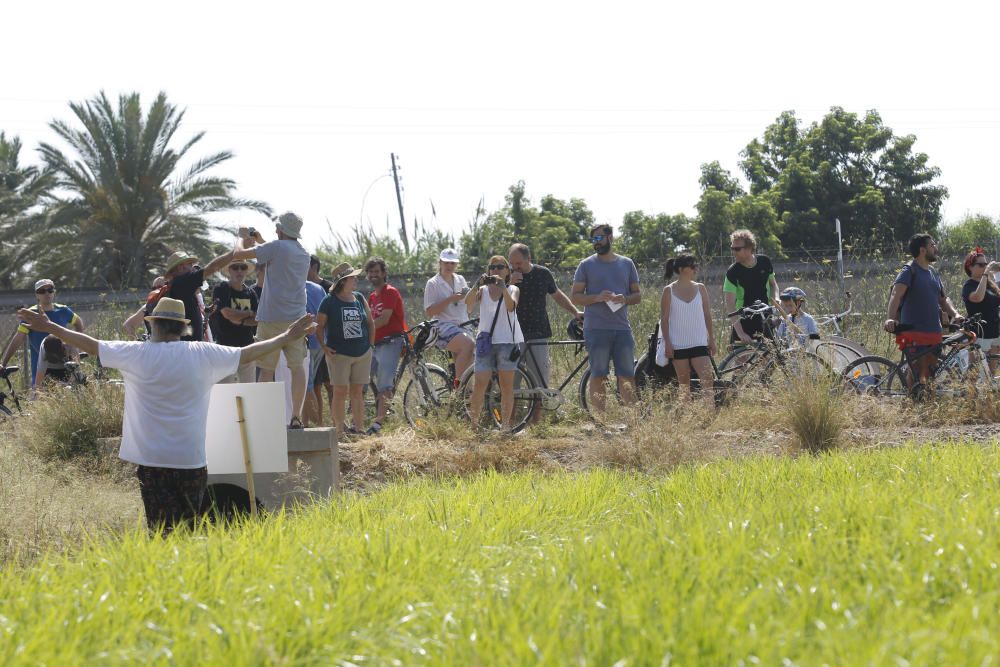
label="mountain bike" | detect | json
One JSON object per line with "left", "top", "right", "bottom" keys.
{"left": 717, "top": 301, "right": 833, "bottom": 387}
{"left": 841, "top": 314, "right": 988, "bottom": 400}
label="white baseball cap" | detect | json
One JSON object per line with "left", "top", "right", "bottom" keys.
{"left": 439, "top": 248, "right": 460, "bottom": 263}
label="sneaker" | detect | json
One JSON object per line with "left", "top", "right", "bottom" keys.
{"left": 365, "top": 422, "right": 382, "bottom": 436}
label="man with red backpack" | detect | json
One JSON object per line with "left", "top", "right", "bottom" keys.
{"left": 154, "top": 249, "right": 242, "bottom": 341}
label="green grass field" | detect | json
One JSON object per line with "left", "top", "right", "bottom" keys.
{"left": 1, "top": 444, "right": 998, "bottom": 665}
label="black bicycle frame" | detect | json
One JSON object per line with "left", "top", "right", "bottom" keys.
{"left": 521, "top": 340, "right": 589, "bottom": 393}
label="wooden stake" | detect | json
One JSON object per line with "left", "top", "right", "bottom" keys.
{"left": 235, "top": 396, "right": 257, "bottom": 518}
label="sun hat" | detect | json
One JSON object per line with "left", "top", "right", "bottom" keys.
{"left": 143, "top": 297, "right": 190, "bottom": 323}
{"left": 34, "top": 279, "right": 55, "bottom": 291}
{"left": 275, "top": 212, "right": 304, "bottom": 239}
{"left": 165, "top": 251, "right": 197, "bottom": 274}
{"left": 331, "top": 262, "right": 363, "bottom": 287}
{"left": 439, "top": 248, "right": 460, "bottom": 263}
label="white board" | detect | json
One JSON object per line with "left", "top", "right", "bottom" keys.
{"left": 206, "top": 382, "right": 288, "bottom": 474}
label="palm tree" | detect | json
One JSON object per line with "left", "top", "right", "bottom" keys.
{"left": 28, "top": 91, "right": 271, "bottom": 289}
{"left": 0, "top": 133, "right": 53, "bottom": 289}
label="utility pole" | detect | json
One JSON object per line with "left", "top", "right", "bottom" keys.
{"left": 390, "top": 153, "right": 409, "bottom": 254}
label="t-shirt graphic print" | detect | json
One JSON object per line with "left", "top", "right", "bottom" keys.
{"left": 342, "top": 304, "right": 364, "bottom": 340}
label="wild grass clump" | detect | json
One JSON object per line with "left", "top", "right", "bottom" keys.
{"left": 20, "top": 383, "right": 125, "bottom": 469}
{"left": 784, "top": 377, "right": 847, "bottom": 453}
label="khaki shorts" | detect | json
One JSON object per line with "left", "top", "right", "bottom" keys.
{"left": 328, "top": 347, "right": 372, "bottom": 386}
{"left": 255, "top": 320, "right": 308, "bottom": 371}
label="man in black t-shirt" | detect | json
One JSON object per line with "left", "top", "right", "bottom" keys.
{"left": 309, "top": 255, "right": 334, "bottom": 294}
{"left": 723, "top": 229, "right": 780, "bottom": 345}
{"left": 212, "top": 259, "right": 259, "bottom": 382}
{"left": 508, "top": 243, "right": 583, "bottom": 417}
{"left": 162, "top": 248, "right": 241, "bottom": 342}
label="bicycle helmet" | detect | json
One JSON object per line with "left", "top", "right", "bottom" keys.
{"left": 566, "top": 317, "right": 584, "bottom": 341}
{"left": 779, "top": 286, "right": 807, "bottom": 302}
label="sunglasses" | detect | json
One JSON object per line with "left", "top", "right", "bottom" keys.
{"left": 973, "top": 262, "right": 988, "bottom": 267}
{"left": 230, "top": 264, "right": 249, "bottom": 271}
{"left": 730, "top": 246, "right": 746, "bottom": 251}
{"left": 36, "top": 287, "right": 55, "bottom": 294}
{"left": 488, "top": 264, "right": 508, "bottom": 271}
{"left": 590, "top": 235, "right": 608, "bottom": 243}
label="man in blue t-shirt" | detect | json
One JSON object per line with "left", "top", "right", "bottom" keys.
{"left": 571, "top": 223, "right": 641, "bottom": 415}
{"left": 1, "top": 278, "right": 85, "bottom": 387}
{"left": 884, "top": 233, "right": 963, "bottom": 385}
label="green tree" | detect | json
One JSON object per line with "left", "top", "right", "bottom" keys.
{"left": 739, "top": 107, "right": 947, "bottom": 249}
{"left": 28, "top": 91, "right": 270, "bottom": 289}
{"left": 0, "top": 133, "right": 52, "bottom": 288}
{"left": 618, "top": 210, "right": 693, "bottom": 264}
{"left": 938, "top": 214, "right": 1000, "bottom": 255}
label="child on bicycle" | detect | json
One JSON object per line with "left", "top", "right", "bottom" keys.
{"left": 775, "top": 287, "right": 820, "bottom": 343}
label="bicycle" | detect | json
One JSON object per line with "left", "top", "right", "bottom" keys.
{"left": 808, "top": 291, "right": 869, "bottom": 372}
{"left": 0, "top": 365, "right": 24, "bottom": 420}
{"left": 717, "top": 301, "right": 834, "bottom": 387}
{"left": 841, "top": 315, "right": 988, "bottom": 400}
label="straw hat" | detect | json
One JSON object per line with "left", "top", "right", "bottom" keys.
{"left": 331, "top": 262, "right": 363, "bottom": 288}
{"left": 143, "top": 297, "right": 190, "bottom": 323}
{"left": 165, "top": 251, "right": 197, "bottom": 274}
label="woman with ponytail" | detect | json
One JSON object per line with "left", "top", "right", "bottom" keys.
{"left": 962, "top": 247, "right": 1000, "bottom": 373}
{"left": 659, "top": 254, "right": 715, "bottom": 407}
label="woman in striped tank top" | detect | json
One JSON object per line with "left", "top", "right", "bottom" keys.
{"left": 660, "top": 254, "right": 716, "bottom": 406}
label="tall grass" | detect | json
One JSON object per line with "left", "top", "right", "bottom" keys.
{"left": 1, "top": 446, "right": 998, "bottom": 664}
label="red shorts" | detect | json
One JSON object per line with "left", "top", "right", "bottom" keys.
{"left": 896, "top": 330, "right": 942, "bottom": 355}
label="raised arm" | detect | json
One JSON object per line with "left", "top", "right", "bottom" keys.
{"left": 15, "top": 309, "right": 100, "bottom": 358}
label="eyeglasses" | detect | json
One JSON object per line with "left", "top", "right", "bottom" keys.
{"left": 488, "top": 264, "right": 508, "bottom": 271}
{"left": 590, "top": 235, "right": 608, "bottom": 243}
{"left": 36, "top": 287, "right": 55, "bottom": 294}
{"left": 230, "top": 264, "right": 249, "bottom": 271}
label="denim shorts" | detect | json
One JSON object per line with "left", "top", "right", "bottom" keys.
{"left": 584, "top": 328, "right": 635, "bottom": 378}
{"left": 474, "top": 342, "right": 520, "bottom": 373}
{"left": 435, "top": 321, "right": 473, "bottom": 348}
{"left": 372, "top": 336, "right": 405, "bottom": 392}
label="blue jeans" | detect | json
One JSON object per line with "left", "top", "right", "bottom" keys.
{"left": 474, "top": 343, "right": 520, "bottom": 373}
{"left": 372, "top": 337, "right": 405, "bottom": 392}
{"left": 584, "top": 328, "right": 635, "bottom": 378}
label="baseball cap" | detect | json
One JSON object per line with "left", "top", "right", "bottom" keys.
{"left": 439, "top": 248, "right": 460, "bottom": 263}
{"left": 34, "top": 279, "right": 55, "bottom": 291}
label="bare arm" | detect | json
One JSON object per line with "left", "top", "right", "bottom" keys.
{"left": 239, "top": 315, "right": 316, "bottom": 366}
{"left": 15, "top": 309, "right": 100, "bottom": 357}
{"left": 501, "top": 285, "right": 519, "bottom": 312}
{"left": 202, "top": 248, "right": 238, "bottom": 277}
{"left": 552, "top": 288, "right": 583, "bottom": 319}
{"left": 570, "top": 281, "right": 611, "bottom": 307}
{"left": 363, "top": 299, "right": 376, "bottom": 347}
{"left": 769, "top": 275, "right": 780, "bottom": 303}
{"left": 2, "top": 330, "right": 26, "bottom": 367}
{"left": 700, "top": 284, "right": 716, "bottom": 354}
{"left": 372, "top": 308, "right": 394, "bottom": 329}
{"left": 940, "top": 294, "right": 960, "bottom": 321}
{"left": 122, "top": 306, "right": 145, "bottom": 338}
{"left": 624, "top": 281, "right": 641, "bottom": 306}
{"left": 884, "top": 283, "right": 908, "bottom": 332}
{"left": 660, "top": 287, "right": 672, "bottom": 355}
{"left": 724, "top": 290, "right": 749, "bottom": 342}
{"left": 464, "top": 285, "right": 482, "bottom": 315}
{"left": 969, "top": 273, "right": 991, "bottom": 303}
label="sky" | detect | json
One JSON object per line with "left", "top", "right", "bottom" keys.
{"left": 5, "top": 0, "right": 1000, "bottom": 253}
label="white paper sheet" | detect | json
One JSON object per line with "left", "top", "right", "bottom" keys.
{"left": 607, "top": 299, "right": 624, "bottom": 313}
{"left": 205, "top": 382, "right": 288, "bottom": 474}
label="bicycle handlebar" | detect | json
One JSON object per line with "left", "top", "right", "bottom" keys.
{"left": 726, "top": 301, "right": 775, "bottom": 319}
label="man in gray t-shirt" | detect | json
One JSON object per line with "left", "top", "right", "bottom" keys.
{"left": 232, "top": 212, "right": 312, "bottom": 428}
{"left": 571, "top": 223, "right": 641, "bottom": 414}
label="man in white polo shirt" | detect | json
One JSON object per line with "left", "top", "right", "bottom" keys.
{"left": 17, "top": 297, "right": 316, "bottom": 533}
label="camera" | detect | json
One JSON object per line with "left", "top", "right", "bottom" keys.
{"left": 247, "top": 227, "right": 257, "bottom": 237}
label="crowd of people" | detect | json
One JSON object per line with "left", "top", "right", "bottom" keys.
{"left": 7, "top": 214, "right": 999, "bottom": 531}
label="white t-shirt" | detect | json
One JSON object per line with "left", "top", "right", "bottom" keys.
{"left": 255, "top": 239, "right": 310, "bottom": 322}
{"left": 99, "top": 340, "right": 241, "bottom": 468}
{"left": 476, "top": 286, "right": 523, "bottom": 344}
{"left": 423, "top": 273, "right": 469, "bottom": 325}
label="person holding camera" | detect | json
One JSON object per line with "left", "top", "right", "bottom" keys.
{"left": 463, "top": 255, "right": 523, "bottom": 432}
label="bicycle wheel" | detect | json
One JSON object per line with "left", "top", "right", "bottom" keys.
{"left": 578, "top": 368, "right": 638, "bottom": 415}
{"left": 840, "top": 355, "right": 908, "bottom": 398}
{"left": 812, "top": 339, "right": 865, "bottom": 373}
{"left": 717, "top": 344, "right": 768, "bottom": 386}
{"left": 458, "top": 365, "right": 538, "bottom": 433}
{"left": 401, "top": 363, "right": 451, "bottom": 428}
{"left": 762, "top": 349, "right": 835, "bottom": 385}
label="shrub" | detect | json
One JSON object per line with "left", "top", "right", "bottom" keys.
{"left": 20, "top": 384, "right": 124, "bottom": 466}
{"left": 784, "top": 377, "right": 846, "bottom": 453}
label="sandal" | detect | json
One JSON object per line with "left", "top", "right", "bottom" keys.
{"left": 288, "top": 417, "right": 304, "bottom": 430}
